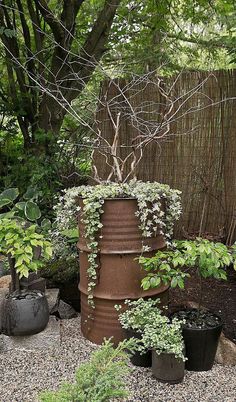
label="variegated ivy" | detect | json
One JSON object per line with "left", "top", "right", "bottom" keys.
{"left": 55, "top": 180, "right": 182, "bottom": 306}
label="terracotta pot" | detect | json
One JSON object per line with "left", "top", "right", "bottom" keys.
{"left": 78, "top": 197, "right": 169, "bottom": 345}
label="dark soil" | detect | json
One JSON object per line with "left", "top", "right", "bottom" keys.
{"left": 171, "top": 309, "right": 221, "bottom": 329}
{"left": 169, "top": 265, "right": 236, "bottom": 343}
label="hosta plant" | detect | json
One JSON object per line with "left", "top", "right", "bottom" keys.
{"left": 0, "top": 218, "right": 52, "bottom": 292}
{"left": 0, "top": 186, "right": 43, "bottom": 222}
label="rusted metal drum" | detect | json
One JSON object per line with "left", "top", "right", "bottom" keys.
{"left": 78, "top": 198, "right": 168, "bottom": 345}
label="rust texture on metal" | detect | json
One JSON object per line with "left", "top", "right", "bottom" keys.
{"left": 78, "top": 198, "right": 168, "bottom": 345}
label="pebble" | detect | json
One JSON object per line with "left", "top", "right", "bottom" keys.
{"left": 0, "top": 316, "right": 235, "bottom": 402}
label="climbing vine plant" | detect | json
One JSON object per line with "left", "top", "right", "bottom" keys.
{"left": 55, "top": 180, "right": 182, "bottom": 306}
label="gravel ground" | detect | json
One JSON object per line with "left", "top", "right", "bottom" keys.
{"left": 0, "top": 317, "right": 235, "bottom": 402}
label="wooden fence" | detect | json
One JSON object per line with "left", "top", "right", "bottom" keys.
{"left": 95, "top": 70, "right": 236, "bottom": 243}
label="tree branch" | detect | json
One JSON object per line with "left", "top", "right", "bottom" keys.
{"left": 35, "top": 0, "right": 64, "bottom": 43}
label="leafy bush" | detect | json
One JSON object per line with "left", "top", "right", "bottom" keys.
{"left": 116, "top": 298, "right": 162, "bottom": 332}
{"left": 141, "top": 315, "right": 186, "bottom": 361}
{"left": 0, "top": 219, "right": 52, "bottom": 279}
{"left": 39, "top": 338, "right": 137, "bottom": 402}
{"left": 140, "top": 238, "right": 234, "bottom": 292}
{"left": 0, "top": 186, "right": 43, "bottom": 223}
{"left": 139, "top": 248, "right": 190, "bottom": 291}
{"left": 117, "top": 298, "right": 185, "bottom": 361}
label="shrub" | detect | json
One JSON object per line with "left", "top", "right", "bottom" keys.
{"left": 39, "top": 338, "right": 137, "bottom": 402}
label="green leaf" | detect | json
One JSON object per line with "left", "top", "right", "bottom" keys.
{"left": 0, "top": 198, "right": 12, "bottom": 208}
{"left": 150, "top": 276, "right": 161, "bottom": 288}
{"left": 23, "top": 186, "right": 39, "bottom": 200}
{"left": 141, "top": 278, "right": 150, "bottom": 290}
{"left": 0, "top": 188, "right": 19, "bottom": 202}
{"left": 0, "top": 211, "right": 16, "bottom": 219}
{"left": 177, "top": 278, "right": 185, "bottom": 289}
{"left": 170, "top": 277, "right": 178, "bottom": 288}
{"left": 25, "top": 201, "right": 41, "bottom": 221}
{"left": 61, "top": 228, "right": 79, "bottom": 239}
{"left": 30, "top": 239, "right": 39, "bottom": 246}
{"left": 15, "top": 201, "right": 26, "bottom": 211}
{"left": 44, "top": 246, "right": 52, "bottom": 258}
{"left": 41, "top": 219, "right": 51, "bottom": 230}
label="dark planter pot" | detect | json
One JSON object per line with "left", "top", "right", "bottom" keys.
{"left": 78, "top": 197, "right": 168, "bottom": 345}
{"left": 183, "top": 322, "right": 223, "bottom": 371}
{"left": 126, "top": 329, "right": 152, "bottom": 367}
{"left": 152, "top": 351, "right": 185, "bottom": 384}
{"left": 0, "top": 291, "right": 49, "bottom": 336}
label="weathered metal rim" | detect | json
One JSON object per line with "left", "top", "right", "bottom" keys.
{"left": 78, "top": 196, "right": 138, "bottom": 201}
{"left": 77, "top": 243, "right": 166, "bottom": 254}
{"left": 79, "top": 283, "right": 169, "bottom": 298}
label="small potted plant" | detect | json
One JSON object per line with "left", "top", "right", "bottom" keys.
{"left": 141, "top": 314, "right": 186, "bottom": 384}
{"left": 139, "top": 237, "right": 234, "bottom": 371}
{"left": 116, "top": 298, "right": 162, "bottom": 367}
{"left": 0, "top": 218, "right": 52, "bottom": 336}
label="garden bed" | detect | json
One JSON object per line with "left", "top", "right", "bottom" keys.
{"left": 0, "top": 317, "right": 235, "bottom": 402}
{"left": 170, "top": 266, "right": 236, "bottom": 343}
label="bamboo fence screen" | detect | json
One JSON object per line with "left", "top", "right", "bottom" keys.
{"left": 95, "top": 70, "right": 236, "bottom": 243}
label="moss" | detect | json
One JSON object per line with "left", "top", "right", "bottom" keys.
{"left": 40, "top": 257, "right": 79, "bottom": 284}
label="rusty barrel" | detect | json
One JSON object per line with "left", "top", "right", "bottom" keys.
{"left": 78, "top": 198, "right": 168, "bottom": 345}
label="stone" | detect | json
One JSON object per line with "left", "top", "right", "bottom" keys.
{"left": 45, "top": 288, "right": 60, "bottom": 314}
{"left": 0, "top": 288, "right": 8, "bottom": 299}
{"left": 0, "top": 275, "right": 11, "bottom": 289}
{"left": 215, "top": 332, "right": 236, "bottom": 366}
{"left": 0, "top": 316, "right": 61, "bottom": 352}
{"left": 57, "top": 300, "right": 78, "bottom": 319}
{"left": 184, "top": 300, "right": 208, "bottom": 311}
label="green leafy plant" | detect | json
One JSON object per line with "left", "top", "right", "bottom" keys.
{"left": 0, "top": 218, "right": 52, "bottom": 291}
{"left": 140, "top": 315, "right": 186, "bottom": 361}
{"left": 117, "top": 298, "right": 185, "bottom": 361}
{"left": 0, "top": 186, "right": 43, "bottom": 222}
{"left": 140, "top": 238, "right": 234, "bottom": 309}
{"left": 39, "top": 338, "right": 137, "bottom": 402}
{"left": 116, "top": 298, "right": 162, "bottom": 332}
{"left": 55, "top": 180, "right": 182, "bottom": 306}
{"left": 139, "top": 249, "right": 190, "bottom": 291}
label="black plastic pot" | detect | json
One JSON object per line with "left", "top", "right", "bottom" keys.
{"left": 152, "top": 351, "right": 185, "bottom": 384}
{"left": 0, "top": 291, "right": 49, "bottom": 336}
{"left": 171, "top": 309, "right": 223, "bottom": 371}
{"left": 126, "top": 329, "right": 152, "bottom": 367}
{"left": 183, "top": 322, "right": 222, "bottom": 371}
